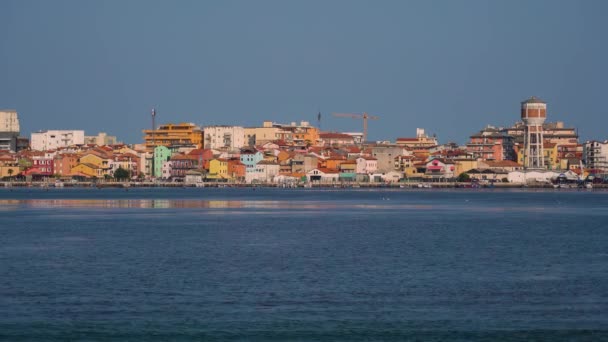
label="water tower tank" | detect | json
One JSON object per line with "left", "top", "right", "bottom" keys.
{"left": 521, "top": 96, "right": 547, "bottom": 126}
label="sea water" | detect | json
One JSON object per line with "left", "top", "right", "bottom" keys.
{"left": 1, "top": 188, "right": 607, "bottom": 341}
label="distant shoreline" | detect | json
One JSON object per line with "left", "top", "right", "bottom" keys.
{"left": 1, "top": 181, "right": 606, "bottom": 190}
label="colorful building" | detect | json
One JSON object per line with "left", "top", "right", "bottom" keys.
{"left": 208, "top": 158, "right": 229, "bottom": 180}
{"left": 142, "top": 123, "right": 203, "bottom": 152}
{"left": 466, "top": 126, "right": 514, "bottom": 161}
{"left": 153, "top": 145, "right": 172, "bottom": 178}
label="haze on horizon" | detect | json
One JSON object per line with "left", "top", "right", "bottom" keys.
{"left": 1, "top": 0, "right": 607, "bottom": 144}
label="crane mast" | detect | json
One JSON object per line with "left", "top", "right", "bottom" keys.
{"left": 332, "top": 112, "right": 380, "bottom": 143}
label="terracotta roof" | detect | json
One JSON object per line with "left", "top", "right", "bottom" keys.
{"left": 320, "top": 133, "right": 354, "bottom": 139}
{"left": 171, "top": 154, "right": 197, "bottom": 161}
{"left": 279, "top": 172, "right": 306, "bottom": 178}
{"left": 79, "top": 163, "right": 100, "bottom": 169}
{"left": 187, "top": 149, "right": 206, "bottom": 155}
{"left": 314, "top": 168, "right": 340, "bottom": 174}
{"left": 257, "top": 160, "right": 279, "bottom": 165}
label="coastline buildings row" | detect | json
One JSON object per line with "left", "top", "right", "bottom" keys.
{"left": 1, "top": 97, "right": 608, "bottom": 183}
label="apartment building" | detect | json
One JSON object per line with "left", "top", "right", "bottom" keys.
{"left": 30, "top": 130, "right": 85, "bottom": 151}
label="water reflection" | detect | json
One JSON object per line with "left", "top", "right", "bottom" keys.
{"left": 0, "top": 198, "right": 571, "bottom": 214}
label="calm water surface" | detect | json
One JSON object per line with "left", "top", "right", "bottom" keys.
{"left": 1, "top": 188, "right": 607, "bottom": 341}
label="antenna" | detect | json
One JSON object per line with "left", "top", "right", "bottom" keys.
{"left": 317, "top": 107, "right": 322, "bottom": 131}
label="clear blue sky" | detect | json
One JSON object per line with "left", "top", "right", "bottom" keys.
{"left": 1, "top": 0, "right": 607, "bottom": 144}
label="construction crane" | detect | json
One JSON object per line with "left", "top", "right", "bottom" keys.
{"left": 332, "top": 112, "right": 380, "bottom": 143}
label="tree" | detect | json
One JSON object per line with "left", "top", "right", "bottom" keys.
{"left": 7, "top": 168, "right": 14, "bottom": 180}
{"left": 18, "top": 158, "right": 32, "bottom": 171}
{"left": 457, "top": 173, "right": 471, "bottom": 182}
{"left": 113, "top": 167, "right": 130, "bottom": 181}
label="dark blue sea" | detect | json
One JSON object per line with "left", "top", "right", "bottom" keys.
{"left": 1, "top": 187, "right": 607, "bottom": 341}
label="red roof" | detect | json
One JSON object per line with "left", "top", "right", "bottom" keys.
{"left": 315, "top": 167, "right": 340, "bottom": 174}
{"left": 320, "top": 133, "right": 354, "bottom": 139}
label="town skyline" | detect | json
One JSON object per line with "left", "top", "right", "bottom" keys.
{"left": 2, "top": 1, "right": 607, "bottom": 144}
{"left": 1, "top": 95, "right": 599, "bottom": 147}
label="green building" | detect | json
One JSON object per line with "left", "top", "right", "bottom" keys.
{"left": 153, "top": 145, "right": 171, "bottom": 178}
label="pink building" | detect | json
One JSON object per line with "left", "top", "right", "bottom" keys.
{"left": 24, "top": 156, "right": 55, "bottom": 177}
{"left": 425, "top": 158, "right": 455, "bottom": 179}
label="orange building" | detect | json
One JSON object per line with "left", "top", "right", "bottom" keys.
{"left": 54, "top": 153, "right": 80, "bottom": 176}
{"left": 323, "top": 157, "right": 347, "bottom": 170}
{"left": 142, "top": 123, "right": 203, "bottom": 152}
{"left": 227, "top": 158, "right": 246, "bottom": 180}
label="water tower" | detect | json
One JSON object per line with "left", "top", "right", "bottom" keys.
{"left": 521, "top": 96, "right": 546, "bottom": 169}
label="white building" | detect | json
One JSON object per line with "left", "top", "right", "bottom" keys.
{"left": 584, "top": 140, "right": 608, "bottom": 172}
{"left": 0, "top": 110, "right": 20, "bottom": 152}
{"left": 203, "top": 126, "right": 245, "bottom": 151}
{"left": 84, "top": 132, "right": 118, "bottom": 146}
{"left": 307, "top": 168, "right": 340, "bottom": 183}
{"left": 244, "top": 160, "right": 280, "bottom": 183}
{"left": 507, "top": 170, "right": 560, "bottom": 184}
{"left": 0, "top": 110, "right": 20, "bottom": 132}
{"left": 31, "top": 130, "right": 85, "bottom": 151}
{"left": 343, "top": 132, "right": 364, "bottom": 145}
{"left": 356, "top": 157, "right": 378, "bottom": 174}
{"left": 161, "top": 160, "right": 174, "bottom": 180}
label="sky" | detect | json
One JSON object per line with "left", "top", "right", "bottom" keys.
{"left": 1, "top": 0, "right": 607, "bottom": 144}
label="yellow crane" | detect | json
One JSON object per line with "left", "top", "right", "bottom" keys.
{"left": 332, "top": 112, "right": 380, "bottom": 143}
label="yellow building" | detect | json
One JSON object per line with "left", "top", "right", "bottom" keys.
{"left": 142, "top": 123, "right": 203, "bottom": 152}
{"left": 403, "top": 166, "right": 421, "bottom": 178}
{"left": 543, "top": 143, "right": 559, "bottom": 170}
{"left": 0, "top": 156, "right": 19, "bottom": 178}
{"left": 453, "top": 159, "right": 478, "bottom": 177}
{"left": 0, "top": 166, "right": 19, "bottom": 178}
{"left": 244, "top": 126, "right": 282, "bottom": 146}
{"left": 79, "top": 153, "right": 111, "bottom": 176}
{"left": 339, "top": 161, "right": 357, "bottom": 173}
{"left": 71, "top": 163, "right": 102, "bottom": 178}
{"left": 293, "top": 126, "right": 320, "bottom": 146}
{"left": 208, "top": 158, "right": 229, "bottom": 179}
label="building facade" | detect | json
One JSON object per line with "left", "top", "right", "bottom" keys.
{"left": 466, "top": 126, "right": 515, "bottom": 161}
{"left": 31, "top": 130, "right": 85, "bottom": 151}
{"left": 153, "top": 145, "right": 172, "bottom": 178}
{"left": 0, "top": 110, "right": 20, "bottom": 152}
{"left": 142, "top": 123, "right": 203, "bottom": 152}
{"left": 584, "top": 140, "right": 608, "bottom": 172}
{"left": 203, "top": 126, "right": 245, "bottom": 151}
{"left": 395, "top": 128, "right": 438, "bottom": 148}
{"left": 84, "top": 132, "right": 118, "bottom": 146}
